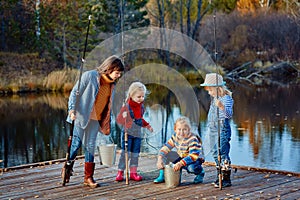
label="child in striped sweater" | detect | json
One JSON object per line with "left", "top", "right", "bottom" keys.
{"left": 153, "top": 116, "right": 205, "bottom": 184}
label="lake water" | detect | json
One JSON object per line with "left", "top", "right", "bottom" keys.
{"left": 0, "top": 84, "right": 299, "bottom": 173}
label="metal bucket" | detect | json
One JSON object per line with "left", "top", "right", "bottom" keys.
{"left": 164, "top": 163, "right": 181, "bottom": 188}
{"left": 98, "top": 144, "right": 117, "bottom": 166}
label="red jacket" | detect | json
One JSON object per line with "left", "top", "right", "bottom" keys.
{"left": 116, "top": 98, "right": 149, "bottom": 129}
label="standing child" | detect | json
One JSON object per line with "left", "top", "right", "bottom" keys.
{"left": 115, "top": 81, "right": 153, "bottom": 182}
{"left": 200, "top": 73, "right": 234, "bottom": 188}
{"left": 62, "top": 55, "right": 124, "bottom": 188}
{"left": 153, "top": 116, "right": 205, "bottom": 184}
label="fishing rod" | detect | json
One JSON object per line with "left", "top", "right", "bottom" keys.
{"left": 209, "top": 0, "right": 222, "bottom": 190}
{"left": 120, "top": 0, "right": 129, "bottom": 185}
{"left": 62, "top": 15, "right": 92, "bottom": 186}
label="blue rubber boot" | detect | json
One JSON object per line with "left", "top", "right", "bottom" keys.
{"left": 193, "top": 168, "right": 205, "bottom": 184}
{"left": 153, "top": 169, "right": 164, "bottom": 183}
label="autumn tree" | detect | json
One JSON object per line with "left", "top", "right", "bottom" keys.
{"left": 0, "top": 0, "right": 150, "bottom": 69}
{"left": 91, "top": 0, "right": 149, "bottom": 34}
{"left": 199, "top": 10, "right": 300, "bottom": 70}
{"left": 0, "top": 0, "right": 38, "bottom": 52}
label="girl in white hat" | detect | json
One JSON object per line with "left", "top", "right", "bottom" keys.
{"left": 200, "top": 73, "right": 234, "bottom": 188}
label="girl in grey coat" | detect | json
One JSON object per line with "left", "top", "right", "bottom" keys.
{"left": 62, "top": 55, "right": 124, "bottom": 188}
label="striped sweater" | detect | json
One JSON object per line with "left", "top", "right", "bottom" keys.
{"left": 217, "top": 95, "right": 233, "bottom": 120}
{"left": 159, "top": 133, "right": 205, "bottom": 166}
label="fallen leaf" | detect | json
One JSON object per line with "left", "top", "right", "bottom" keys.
{"left": 264, "top": 174, "right": 270, "bottom": 178}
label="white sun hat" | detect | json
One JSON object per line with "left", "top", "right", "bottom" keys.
{"left": 200, "top": 73, "right": 226, "bottom": 86}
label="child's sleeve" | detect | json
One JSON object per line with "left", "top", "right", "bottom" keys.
{"left": 116, "top": 106, "right": 130, "bottom": 126}
{"left": 159, "top": 134, "right": 176, "bottom": 157}
{"left": 141, "top": 119, "right": 149, "bottom": 127}
{"left": 141, "top": 104, "right": 149, "bottom": 127}
{"left": 221, "top": 95, "right": 234, "bottom": 118}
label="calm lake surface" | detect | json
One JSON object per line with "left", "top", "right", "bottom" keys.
{"left": 0, "top": 84, "right": 299, "bottom": 173}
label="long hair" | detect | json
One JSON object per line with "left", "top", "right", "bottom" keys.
{"left": 126, "top": 81, "right": 147, "bottom": 102}
{"left": 218, "top": 86, "right": 232, "bottom": 97}
{"left": 96, "top": 55, "right": 125, "bottom": 75}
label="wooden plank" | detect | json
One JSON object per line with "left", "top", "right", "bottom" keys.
{"left": 0, "top": 155, "right": 299, "bottom": 200}
{"left": 260, "top": 178, "right": 300, "bottom": 200}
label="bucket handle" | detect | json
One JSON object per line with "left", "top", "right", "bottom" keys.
{"left": 108, "top": 134, "right": 115, "bottom": 145}
{"left": 98, "top": 132, "right": 115, "bottom": 145}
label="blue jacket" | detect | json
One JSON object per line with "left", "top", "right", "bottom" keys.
{"left": 66, "top": 70, "right": 115, "bottom": 134}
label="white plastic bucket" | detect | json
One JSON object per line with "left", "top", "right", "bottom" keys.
{"left": 97, "top": 134, "right": 117, "bottom": 166}
{"left": 164, "top": 163, "right": 181, "bottom": 188}
{"left": 98, "top": 144, "right": 117, "bottom": 166}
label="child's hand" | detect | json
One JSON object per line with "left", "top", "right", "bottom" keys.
{"left": 122, "top": 111, "right": 127, "bottom": 118}
{"left": 146, "top": 125, "right": 153, "bottom": 132}
{"left": 215, "top": 99, "right": 224, "bottom": 110}
{"left": 69, "top": 110, "right": 76, "bottom": 120}
{"left": 173, "top": 162, "right": 183, "bottom": 171}
{"left": 156, "top": 156, "right": 164, "bottom": 169}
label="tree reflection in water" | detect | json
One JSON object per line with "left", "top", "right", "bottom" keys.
{"left": 0, "top": 85, "right": 299, "bottom": 172}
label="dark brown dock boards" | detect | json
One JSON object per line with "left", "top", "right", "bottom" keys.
{"left": 0, "top": 154, "right": 299, "bottom": 200}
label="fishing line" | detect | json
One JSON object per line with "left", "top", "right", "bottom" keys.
{"left": 142, "top": 104, "right": 165, "bottom": 151}
{"left": 202, "top": 1, "right": 220, "bottom": 158}
{"left": 200, "top": 0, "right": 223, "bottom": 189}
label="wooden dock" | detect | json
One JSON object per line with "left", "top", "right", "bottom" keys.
{"left": 1, "top": 153, "right": 299, "bottom": 200}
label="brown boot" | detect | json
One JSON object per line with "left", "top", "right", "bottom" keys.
{"left": 84, "top": 162, "right": 98, "bottom": 188}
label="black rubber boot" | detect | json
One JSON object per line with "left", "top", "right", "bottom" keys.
{"left": 222, "top": 169, "right": 232, "bottom": 187}
{"left": 61, "top": 160, "right": 75, "bottom": 184}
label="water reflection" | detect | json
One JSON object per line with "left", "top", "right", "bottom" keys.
{"left": 229, "top": 85, "right": 300, "bottom": 172}
{"left": 0, "top": 94, "right": 71, "bottom": 167}
{"left": 0, "top": 85, "right": 299, "bottom": 173}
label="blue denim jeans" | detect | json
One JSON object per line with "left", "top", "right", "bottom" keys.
{"left": 183, "top": 159, "right": 204, "bottom": 175}
{"left": 69, "top": 120, "right": 99, "bottom": 162}
{"left": 164, "top": 151, "right": 203, "bottom": 175}
{"left": 211, "top": 119, "right": 231, "bottom": 166}
{"left": 117, "top": 130, "right": 142, "bottom": 170}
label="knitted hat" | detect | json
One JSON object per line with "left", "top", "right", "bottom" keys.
{"left": 200, "top": 73, "right": 226, "bottom": 86}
